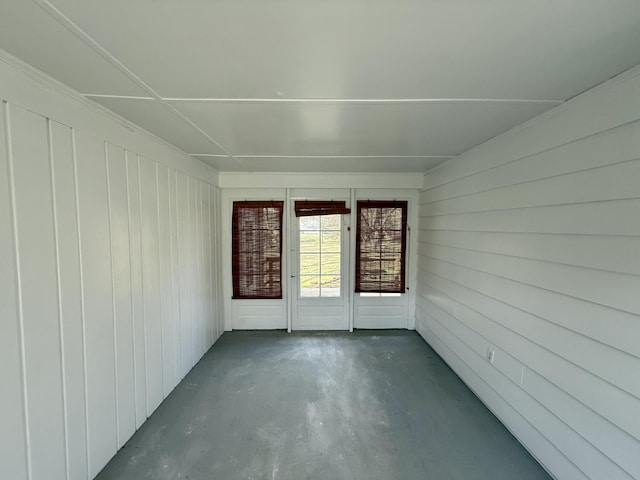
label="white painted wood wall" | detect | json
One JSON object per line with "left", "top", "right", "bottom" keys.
{"left": 217, "top": 182, "right": 420, "bottom": 331}
{"left": 416, "top": 67, "right": 640, "bottom": 480}
{"left": 0, "top": 55, "right": 222, "bottom": 480}
{"left": 3, "top": 45, "right": 640, "bottom": 480}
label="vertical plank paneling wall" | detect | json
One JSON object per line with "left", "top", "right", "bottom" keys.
{"left": 416, "top": 67, "right": 640, "bottom": 480}
{"left": 0, "top": 56, "right": 221, "bottom": 480}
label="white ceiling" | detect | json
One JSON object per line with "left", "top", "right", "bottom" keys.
{"left": 1, "top": 0, "right": 640, "bottom": 173}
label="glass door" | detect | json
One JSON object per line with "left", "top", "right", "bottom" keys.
{"left": 291, "top": 210, "right": 349, "bottom": 330}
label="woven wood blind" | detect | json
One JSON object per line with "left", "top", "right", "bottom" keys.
{"left": 294, "top": 200, "right": 350, "bottom": 217}
{"left": 232, "top": 201, "right": 284, "bottom": 299}
{"left": 355, "top": 200, "right": 408, "bottom": 293}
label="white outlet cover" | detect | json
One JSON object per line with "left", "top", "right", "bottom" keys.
{"left": 487, "top": 349, "right": 495, "bottom": 364}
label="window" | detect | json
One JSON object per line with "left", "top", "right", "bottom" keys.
{"left": 355, "top": 200, "right": 408, "bottom": 293}
{"left": 232, "top": 201, "right": 284, "bottom": 299}
{"left": 299, "top": 214, "right": 342, "bottom": 298}
{"left": 295, "top": 201, "right": 350, "bottom": 298}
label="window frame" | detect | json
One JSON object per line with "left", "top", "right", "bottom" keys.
{"left": 231, "top": 200, "right": 284, "bottom": 299}
{"left": 355, "top": 200, "right": 408, "bottom": 294}
{"left": 298, "top": 213, "right": 343, "bottom": 299}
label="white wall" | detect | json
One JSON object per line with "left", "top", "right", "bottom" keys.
{"left": 416, "top": 66, "right": 640, "bottom": 480}
{"left": 218, "top": 177, "right": 420, "bottom": 331}
{"left": 352, "top": 189, "right": 418, "bottom": 330}
{"left": 220, "top": 187, "right": 288, "bottom": 330}
{"left": 0, "top": 52, "right": 222, "bottom": 480}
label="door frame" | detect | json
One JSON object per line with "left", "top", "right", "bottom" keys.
{"left": 288, "top": 189, "right": 351, "bottom": 331}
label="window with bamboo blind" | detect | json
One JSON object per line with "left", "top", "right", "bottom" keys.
{"left": 232, "top": 201, "right": 284, "bottom": 299}
{"left": 355, "top": 200, "right": 408, "bottom": 293}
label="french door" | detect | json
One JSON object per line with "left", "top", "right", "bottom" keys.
{"left": 290, "top": 203, "right": 350, "bottom": 330}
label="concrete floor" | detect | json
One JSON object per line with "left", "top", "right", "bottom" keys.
{"left": 96, "top": 331, "right": 551, "bottom": 480}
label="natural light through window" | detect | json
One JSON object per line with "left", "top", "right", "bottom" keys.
{"left": 299, "top": 214, "right": 341, "bottom": 297}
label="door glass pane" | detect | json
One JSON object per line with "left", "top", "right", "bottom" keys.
{"left": 300, "top": 216, "right": 320, "bottom": 231}
{"left": 321, "top": 231, "right": 340, "bottom": 253}
{"left": 321, "top": 215, "right": 341, "bottom": 229}
{"left": 321, "top": 276, "right": 341, "bottom": 297}
{"left": 299, "top": 214, "right": 341, "bottom": 297}
{"left": 322, "top": 253, "right": 340, "bottom": 275}
{"left": 300, "top": 231, "right": 320, "bottom": 252}
{"left": 300, "top": 253, "right": 320, "bottom": 272}
{"left": 300, "top": 275, "right": 320, "bottom": 297}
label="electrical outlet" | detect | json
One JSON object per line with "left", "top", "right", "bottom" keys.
{"left": 487, "top": 348, "right": 495, "bottom": 364}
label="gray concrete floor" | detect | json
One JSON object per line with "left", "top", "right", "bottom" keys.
{"left": 96, "top": 331, "right": 551, "bottom": 480}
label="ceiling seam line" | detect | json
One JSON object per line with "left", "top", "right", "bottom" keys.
{"left": 189, "top": 154, "right": 230, "bottom": 158}
{"left": 160, "top": 98, "right": 565, "bottom": 104}
{"left": 213, "top": 155, "right": 456, "bottom": 159}
{"left": 32, "top": 0, "right": 163, "bottom": 99}
{"left": 82, "top": 94, "right": 156, "bottom": 100}
{"left": 32, "top": 0, "right": 238, "bottom": 162}
{"left": 0, "top": 50, "right": 221, "bottom": 168}
{"left": 159, "top": 102, "right": 245, "bottom": 167}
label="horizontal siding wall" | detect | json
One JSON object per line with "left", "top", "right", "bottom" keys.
{"left": 0, "top": 55, "right": 222, "bottom": 480}
{"left": 416, "top": 66, "right": 640, "bottom": 480}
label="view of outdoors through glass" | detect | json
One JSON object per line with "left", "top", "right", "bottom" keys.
{"left": 299, "top": 214, "right": 341, "bottom": 297}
